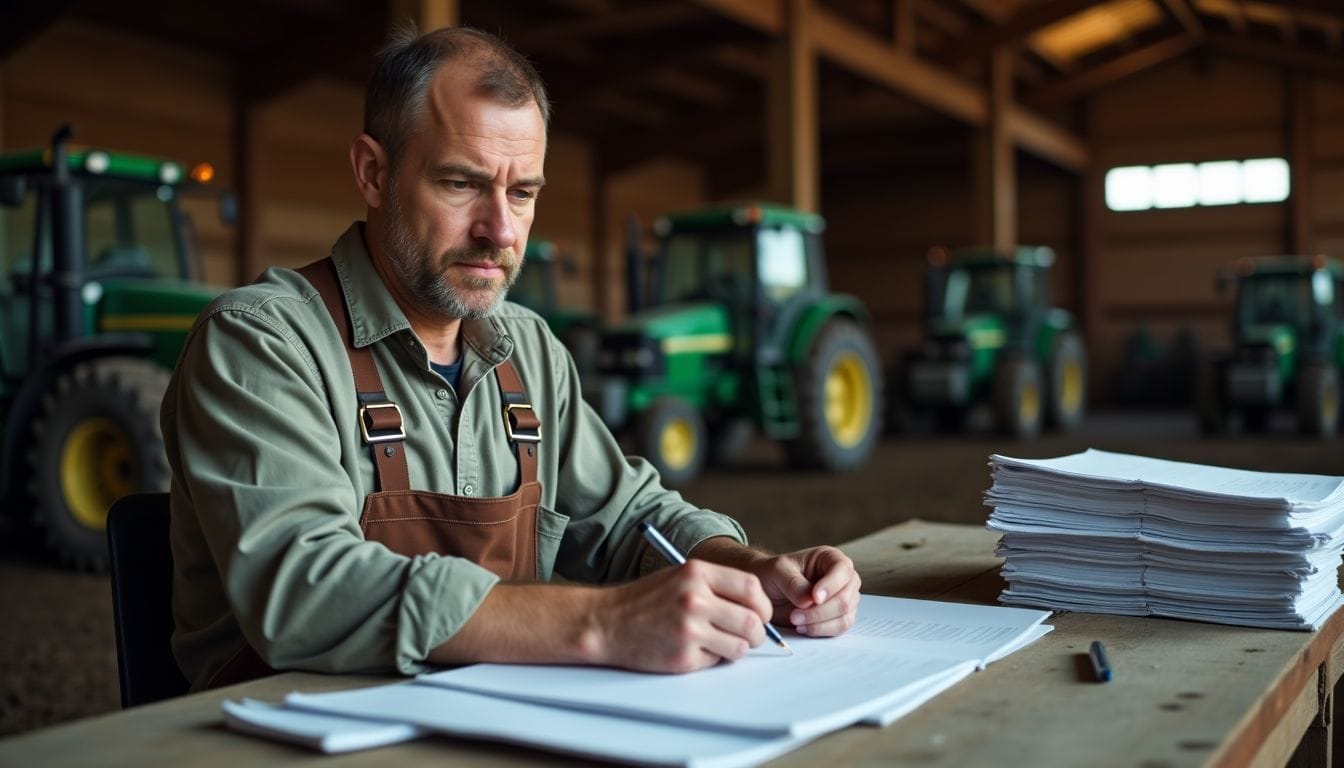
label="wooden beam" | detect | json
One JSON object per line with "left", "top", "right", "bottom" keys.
{"left": 1024, "top": 34, "right": 1195, "bottom": 106}
{"left": 766, "top": 0, "right": 818, "bottom": 212}
{"left": 811, "top": 7, "right": 985, "bottom": 124}
{"left": 693, "top": 0, "right": 1089, "bottom": 172}
{"left": 1004, "top": 106, "right": 1087, "bottom": 175}
{"left": 647, "top": 70, "right": 732, "bottom": 106}
{"left": 1286, "top": 73, "right": 1314, "bottom": 254}
{"left": 388, "top": 0, "right": 458, "bottom": 31}
{"left": 1204, "top": 32, "right": 1344, "bottom": 81}
{"left": 934, "top": 0, "right": 1100, "bottom": 64}
{"left": 1160, "top": 0, "right": 1205, "bottom": 41}
{"left": 895, "top": 0, "right": 917, "bottom": 53}
{"left": 231, "top": 100, "right": 263, "bottom": 286}
{"left": 974, "top": 48, "right": 1017, "bottom": 250}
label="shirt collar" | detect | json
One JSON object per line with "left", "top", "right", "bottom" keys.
{"left": 329, "top": 222, "right": 514, "bottom": 366}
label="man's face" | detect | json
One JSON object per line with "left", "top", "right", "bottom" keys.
{"left": 376, "top": 69, "right": 546, "bottom": 320}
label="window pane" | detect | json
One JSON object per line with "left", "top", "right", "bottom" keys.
{"left": 1197, "top": 161, "right": 1241, "bottom": 206}
{"left": 1242, "top": 158, "right": 1289, "bottom": 203}
{"left": 1105, "top": 166, "right": 1152, "bottom": 211}
{"left": 1152, "top": 163, "right": 1197, "bottom": 208}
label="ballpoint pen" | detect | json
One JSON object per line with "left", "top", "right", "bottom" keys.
{"left": 640, "top": 520, "right": 793, "bottom": 655}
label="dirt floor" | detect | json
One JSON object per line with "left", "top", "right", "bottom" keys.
{"left": 1, "top": 408, "right": 1341, "bottom": 737}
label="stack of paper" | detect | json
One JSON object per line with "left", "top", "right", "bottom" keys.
{"left": 986, "top": 449, "right": 1344, "bottom": 630}
{"left": 222, "top": 595, "right": 1052, "bottom": 766}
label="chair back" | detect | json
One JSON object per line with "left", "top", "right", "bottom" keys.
{"left": 106, "top": 492, "right": 189, "bottom": 707}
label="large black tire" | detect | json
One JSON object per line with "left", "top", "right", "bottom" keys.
{"left": 635, "top": 396, "right": 707, "bottom": 488}
{"left": 885, "top": 352, "right": 929, "bottom": 436}
{"left": 786, "top": 320, "right": 883, "bottom": 472}
{"left": 707, "top": 417, "right": 755, "bottom": 468}
{"left": 28, "top": 357, "right": 171, "bottom": 571}
{"left": 993, "top": 354, "right": 1043, "bottom": 439}
{"left": 1196, "top": 360, "right": 1229, "bottom": 435}
{"left": 1297, "top": 363, "right": 1340, "bottom": 438}
{"left": 1045, "top": 332, "right": 1087, "bottom": 432}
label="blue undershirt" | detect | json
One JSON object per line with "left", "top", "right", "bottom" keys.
{"left": 429, "top": 358, "right": 463, "bottom": 391}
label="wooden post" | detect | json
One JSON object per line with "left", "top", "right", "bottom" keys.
{"left": 973, "top": 46, "right": 1016, "bottom": 251}
{"left": 766, "top": 0, "right": 819, "bottom": 212}
{"left": 232, "top": 99, "right": 263, "bottom": 286}
{"left": 389, "top": 0, "right": 458, "bottom": 32}
{"left": 1286, "top": 73, "right": 1314, "bottom": 256}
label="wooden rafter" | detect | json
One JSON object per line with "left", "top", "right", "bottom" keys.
{"left": 1161, "top": 0, "right": 1205, "bottom": 41}
{"left": 934, "top": 0, "right": 1102, "bottom": 63}
{"left": 1204, "top": 31, "right": 1344, "bottom": 80}
{"left": 1024, "top": 34, "right": 1196, "bottom": 106}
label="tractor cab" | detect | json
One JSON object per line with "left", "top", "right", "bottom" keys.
{"left": 511, "top": 239, "right": 601, "bottom": 379}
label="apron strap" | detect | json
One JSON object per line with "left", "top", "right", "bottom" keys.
{"left": 494, "top": 358, "right": 540, "bottom": 487}
{"left": 297, "top": 258, "right": 411, "bottom": 492}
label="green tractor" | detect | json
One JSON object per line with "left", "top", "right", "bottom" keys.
{"left": 1198, "top": 255, "right": 1343, "bottom": 437}
{"left": 0, "top": 127, "right": 225, "bottom": 569}
{"left": 591, "top": 203, "right": 884, "bottom": 487}
{"left": 511, "top": 240, "right": 601, "bottom": 379}
{"left": 891, "top": 246, "right": 1086, "bottom": 439}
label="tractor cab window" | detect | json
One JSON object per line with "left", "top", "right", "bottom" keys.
{"left": 83, "top": 179, "right": 185, "bottom": 280}
{"left": 1239, "top": 275, "right": 1311, "bottom": 328}
{"left": 944, "top": 266, "right": 1014, "bottom": 320}
{"left": 757, "top": 227, "right": 807, "bottom": 304}
{"left": 0, "top": 182, "right": 40, "bottom": 280}
{"left": 659, "top": 231, "right": 753, "bottom": 305}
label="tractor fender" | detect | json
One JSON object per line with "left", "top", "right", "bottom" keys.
{"left": 785, "top": 294, "right": 871, "bottom": 366}
{"left": 0, "top": 333, "right": 154, "bottom": 501}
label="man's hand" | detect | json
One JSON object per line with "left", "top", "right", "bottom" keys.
{"left": 591, "top": 559, "right": 774, "bottom": 673}
{"left": 693, "top": 539, "right": 861, "bottom": 638}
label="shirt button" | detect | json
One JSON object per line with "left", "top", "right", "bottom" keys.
{"left": 436, "top": 388, "right": 449, "bottom": 399}
{"left": 463, "top": 484, "right": 474, "bottom": 495}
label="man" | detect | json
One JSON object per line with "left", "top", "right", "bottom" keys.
{"left": 163, "top": 25, "right": 859, "bottom": 692}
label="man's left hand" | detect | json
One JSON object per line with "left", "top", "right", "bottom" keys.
{"left": 692, "top": 539, "right": 861, "bottom": 637}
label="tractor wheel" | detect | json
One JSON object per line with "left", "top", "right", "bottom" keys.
{"left": 993, "top": 354, "right": 1043, "bottom": 439}
{"left": 1045, "top": 332, "right": 1087, "bottom": 432}
{"left": 1196, "top": 361, "right": 1229, "bottom": 435}
{"left": 884, "top": 352, "right": 927, "bottom": 436}
{"left": 1297, "top": 363, "right": 1340, "bottom": 438}
{"left": 28, "top": 357, "right": 171, "bottom": 571}
{"left": 635, "top": 396, "right": 707, "bottom": 488}
{"left": 786, "top": 320, "right": 883, "bottom": 471}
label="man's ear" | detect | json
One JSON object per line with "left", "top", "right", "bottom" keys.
{"left": 350, "top": 133, "right": 390, "bottom": 208}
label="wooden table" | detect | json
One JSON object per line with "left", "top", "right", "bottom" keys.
{"left": 3, "top": 520, "right": 1342, "bottom": 767}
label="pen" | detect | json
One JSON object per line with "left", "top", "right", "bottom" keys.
{"left": 639, "top": 521, "right": 793, "bottom": 655}
{"left": 1089, "top": 640, "right": 1112, "bottom": 683}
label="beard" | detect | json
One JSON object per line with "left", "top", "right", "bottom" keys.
{"left": 381, "top": 188, "right": 521, "bottom": 320}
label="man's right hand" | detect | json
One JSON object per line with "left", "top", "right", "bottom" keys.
{"left": 428, "top": 560, "right": 773, "bottom": 672}
{"left": 587, "top": 559, "right": 774, "bottom": 673}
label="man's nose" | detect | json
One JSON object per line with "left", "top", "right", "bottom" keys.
{"left": 469, "top": 191, "right": 517, "bottom": 250}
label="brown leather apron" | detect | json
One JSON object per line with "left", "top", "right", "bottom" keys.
{"left": 206, "top": 257, "right": 542, "bottom": 688}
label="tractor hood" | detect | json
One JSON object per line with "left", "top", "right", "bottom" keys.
{"left": 608, "top": 301, "right": 732, "bottom": 351}
{"left": 89, "top": 279, "right": 222, "bottom": 369}
{"left": 1239, "top": 323, "right": 1296, "bottom": 357}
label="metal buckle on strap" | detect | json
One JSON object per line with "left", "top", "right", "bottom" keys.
{"left": 359, "top": 402, "right": 406, "bottom": 444}
{"left": 503, "top": 403, "right": 542, "bottom": 443}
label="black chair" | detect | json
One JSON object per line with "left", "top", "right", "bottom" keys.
{"left": 106, "top": 492, "right": 190, "bottom": 707}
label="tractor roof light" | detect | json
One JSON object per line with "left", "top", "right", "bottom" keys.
{"left": 732, "top": 205, "right": 763, "bottom": 226}
{"left": 927, "top": 246, "right": 948, "bottom": 267}
{"left": 1236, "top": 257, "right": 1255, "bottom": 276}
{"left": 190, "top": 162, "right": 215, "bottom": 184}
{"left": 159, "top": 162, "right": 182, "bottom": 184}
{"left": 84, "top": 151, "right": 110, "bottom": 174}
{"left": 1312, "top": 254, "right": 1326, "bottom": 270}
{"left": 653, "top": 216, "right": 672, "bottom": 237}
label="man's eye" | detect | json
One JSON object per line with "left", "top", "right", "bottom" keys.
{"left": 444, "top": 179, "right": 473, "bottom": 191}
{"left": 510, "top": 188, "right": 537, "bottom": 202}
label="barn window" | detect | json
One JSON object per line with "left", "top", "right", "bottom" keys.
{"left": 1105, "top": 158, "right": 1289, "bottom": 211}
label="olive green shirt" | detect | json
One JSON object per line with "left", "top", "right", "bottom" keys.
{"left": 162, "top": 222, "right": 746, "bottom": 691}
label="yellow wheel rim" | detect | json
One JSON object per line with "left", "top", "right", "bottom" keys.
{"left": 1325, "top": 385, "right": 1339, "bottom": 426}
{"left": 60, "top": 417, "right": 134, "bottom": 530}
{"left": 1019, "top": 379, "right": 1042, "bottom": 426}
{"left": 1060, "top": 359, "right": 1083, "bottom": 414}
{"left": 659, "top": 417, "right": 696, "bottom": 471}
{"left": 824, "top": 352, "right": 872, "bottom": 448}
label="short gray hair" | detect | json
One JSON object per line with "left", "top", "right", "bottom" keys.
{"left": 364, "top": 26, "right": 551, "bottom": 167}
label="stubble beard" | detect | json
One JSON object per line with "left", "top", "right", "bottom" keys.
{"left": 382, "top": 186, "right": 520, "bottom": 320}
